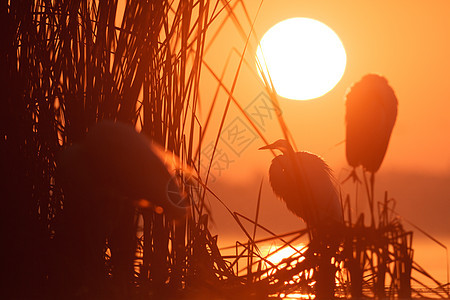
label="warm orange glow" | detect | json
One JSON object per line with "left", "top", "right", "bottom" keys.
{"left": 137, "top": 199, "right": 151, "bottom": 208}
{"left": 154, "top": 206, "right": 164, "bottom": 214}
{"left": 256, "top": 18, "right": 346, "bottom": 100}
{"left": 136, "top": 200, "right": 164, "bottom": 215}
{"left": 263, "top": 244, "right": 306, "bottom": 265}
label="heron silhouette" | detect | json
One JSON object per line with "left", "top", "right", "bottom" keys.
{"left": 345, "top": 74, "right": 398, "bottom": 225}
{"left": 57, "top": 121, "right": 186, "bottom": 297}
{"left": 260, "top": 139, "right": 343, "bottom": 298}
{"left": 259, "top": 139, "right": 343, "bottom": 231}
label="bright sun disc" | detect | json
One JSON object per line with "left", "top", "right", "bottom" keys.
{"left": 256, "top": 18, "right": 346, "bottom": 100}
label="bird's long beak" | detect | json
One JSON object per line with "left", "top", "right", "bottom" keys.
{"left": 259, "top": 143, "right": 274, "bottom": 150}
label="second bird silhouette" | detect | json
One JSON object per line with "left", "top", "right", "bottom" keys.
{"left": 57, "top": 121, "right": 186, "bottom": 298}
{"left": 345, "top": 74, "right": 398, "bottom": 225}
{"left": 345, "top": 74, "right": 398, "bottom": 174}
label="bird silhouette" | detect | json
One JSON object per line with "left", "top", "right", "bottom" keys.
{"left": 260, "top": 139, "right": 343, "bottom": 298}
{"left": 345, "top": 74, "right": 398, "bottom": 226}
{"left": 59, "top": 121, "right": 186, "bottom": 218}
{"left": 57, "top": 121, "right": 186, "bottom": 297}
{"left": 259, "top": 139, "right": 343, "bottom": 232}
{"left": 345, "top": 74, "right": 398, "bottom": 174}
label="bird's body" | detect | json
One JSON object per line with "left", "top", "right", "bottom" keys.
{"left": 268, "top": 151, "right": 342, "bottom": 226}
{"left": 56, "top": 121, "right": 186, "bottom": 297}
{"left": 345, "top": 74, "right": 398, "bottom": 173}
{"left": 59, "top": 121, "right": 186, "bottom": 218}
{"left": 260, "top": 140, "right": 343, "bottom": 230}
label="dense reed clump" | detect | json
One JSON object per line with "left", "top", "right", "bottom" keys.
{"left": 0, "top": 0, "right": 237, "bottom": 298}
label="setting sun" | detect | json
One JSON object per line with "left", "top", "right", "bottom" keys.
{"left": 256, "top": 18, "right": 347, "bottom": 100}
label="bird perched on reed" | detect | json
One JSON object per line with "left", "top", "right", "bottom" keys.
{"left": 260, "top": 139, "right": 343, "bottom": 298}
{"left": 345, "top": 74, "right": 398, "bottom": 225}
{"left": 345, "top": 74, "right": 398, "bottom": 175}
{"left": 57, "top": 121, "right": 186, "bottom": 297}
{"left": 259, "top": 139, "right": 343, "bottom": 234}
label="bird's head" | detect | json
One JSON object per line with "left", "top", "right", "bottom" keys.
{"left": 259, "top": 139, "right": 294, "bottom": 155}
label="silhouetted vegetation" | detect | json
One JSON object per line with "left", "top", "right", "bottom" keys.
{"left": 1, "top": 0, "right": 448, "bottom": 299}
{"left": 1, "top": 0, "right": 221, "bottom": 298}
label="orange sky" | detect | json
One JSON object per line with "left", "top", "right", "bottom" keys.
{"left": 201, "top": 0, "right": 450, "bottom": 174}
{"left": 194, "top": 0, "right": 450, "bottom": 282}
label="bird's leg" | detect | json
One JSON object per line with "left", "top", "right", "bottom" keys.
{"left": 370, "top": 172, "right": 376, "bottom": 225}
{"left": 362, "top": 170, "right": 375, "bottom": 228}
{"left": 313, "top": 223, "right": 342, "bottom": 299}
{"left": 315, "top": 249, "right": 336, "bottom": 299}
{"left": 355, "top": 176, "right": 359, "bottom": 220}
{"left": 345, "top": 167, "right": 361, "bottom": 221}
